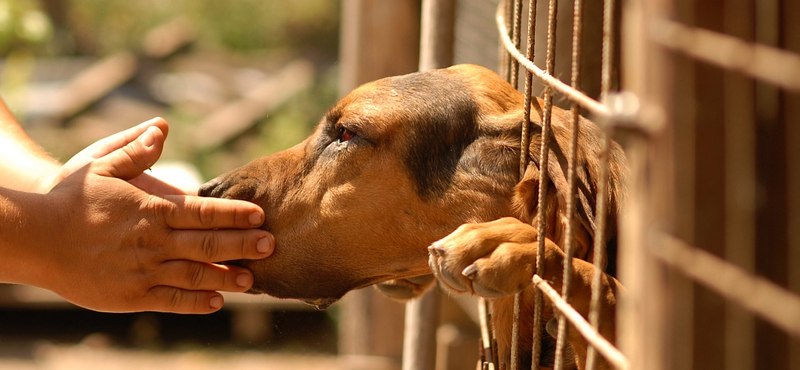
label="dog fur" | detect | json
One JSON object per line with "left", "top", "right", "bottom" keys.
{"left": 200, "top": 64, "right": 626, "bottom": 370}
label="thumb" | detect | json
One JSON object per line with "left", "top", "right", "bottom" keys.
{"left": 92, "top": 126, "right": 166, "bottom": 181}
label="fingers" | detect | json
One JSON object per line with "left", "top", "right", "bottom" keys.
{"left": 130, "top": 172, "right": 190, "bottom": 196}
{"left": 145, "top": 262, "right": 255, "bottom": 314}
{"left": 159, "top": 195, "right": 266, "bottom": 230}
{"left": 147, "top": 286, "right": 226, "bottom": 314}
{"left": 92, "top": 125, "right": 166, "bottom": 181}
{"left": 167, "top": 229, "right": 275, "bottom": 262}
{"left": 86, "top": 117, "right": 169, "bottom": 160}
{"left": 60, "top": 118, "right": 169, "bottom": 179}
{"left": 156, "top": 260, "right": 253, "bottom": 292}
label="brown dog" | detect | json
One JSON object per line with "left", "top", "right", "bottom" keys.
{"left": 199, "top": 64, "right": 626, "bottom": 370}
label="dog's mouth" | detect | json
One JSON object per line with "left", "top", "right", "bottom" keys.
{"left": 300, "top": 297, "right": 339, "bottom": 311}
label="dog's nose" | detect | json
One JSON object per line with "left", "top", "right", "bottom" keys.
{"left": 198, "top": 178, "right": 222, "bottom": 197}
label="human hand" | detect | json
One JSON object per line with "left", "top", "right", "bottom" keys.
{"left": 37, "top": 118, "right": 187, "bottom": 195}
{"left": 24, "top": 120, "right": 274, "bottom": 314}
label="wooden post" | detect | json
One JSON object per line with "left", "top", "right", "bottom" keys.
{"left": 338, "top": 1, "right": 421, "bottom": 369}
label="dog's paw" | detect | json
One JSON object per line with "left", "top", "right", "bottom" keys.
{"left": 428, "top": 217, "right": 539, "bottom": 298}
{"left": 374, "top": 275, "right": 436, "bottom": 301}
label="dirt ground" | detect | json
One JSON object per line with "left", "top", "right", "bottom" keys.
{"left": 0, "top": 342, "right": 343, "bottom": 370}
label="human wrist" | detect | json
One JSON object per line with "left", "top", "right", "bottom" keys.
{"left": 0, "top": 187, "right": 61, "bottom": 287}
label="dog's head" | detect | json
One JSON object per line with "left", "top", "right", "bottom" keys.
{"left": 199, "top": 64, "right": 624, "bottom": 308}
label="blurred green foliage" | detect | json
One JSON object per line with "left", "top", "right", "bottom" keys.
{"left": 0, "top": 0, "right": 53, "bottom": 52}
{"left": 0, "top": 0, "right": 338, "bottom": 56}
{"left": 2, "top": 0, "right": 342, "bottom": 179}
{"left": 66, "top": 0, "right": 338, "bottom": 56}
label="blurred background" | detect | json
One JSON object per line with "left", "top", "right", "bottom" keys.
{"left": 0, "top": 1, "right": 496, "bottom": 369}
{"left": 0, "top": 0, "right": 340, "bottom": 181}
{"left": 0, "top": 0, "right": 343, "bottom": 369}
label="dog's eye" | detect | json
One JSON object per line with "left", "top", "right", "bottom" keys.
{"left": 339, "top": 127, "right": 355, "bottom": 142}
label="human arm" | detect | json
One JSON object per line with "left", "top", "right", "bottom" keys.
{"left": 0, "top": 102, "right": 275, "bottom": 314}
{"left": 0, "top": 99, "right": 61, "bottom": 192}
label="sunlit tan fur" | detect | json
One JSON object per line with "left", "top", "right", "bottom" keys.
{"left": 200, "top": 64, "right": 627, "bottom": 370}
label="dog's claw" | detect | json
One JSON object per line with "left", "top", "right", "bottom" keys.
{"left": 462, "top": 264, "right": 478, "bottom": 279}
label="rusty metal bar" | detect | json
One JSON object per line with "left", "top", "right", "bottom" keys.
{"left": 552, "top": 0, "right": 585, "bottom": 366}
{"left": 510, "top": 0, "right": 524, "bottom": 89}
{"left": 533, "top": 0, "right": 560, "bottom": 365}
{"left": 533, "top": 275, "right": 630, "bottom": 369}
{"left": 478, "top": 298, "right": 497, "bottom": 370}
{"left": 518, "top": 0, "right": 545, "bottom": 368}
{"left": 721, "top": 0, "right": 756, "bottom": 369}
{"left": 652, "top": 234, "right": 800, "bottom": 338}
{"left": 508, "top": 0, "right": 525, "bottom": 367}
{"left": 650, "top": 18, "right": 800, "bottom": 92}
{"left": 584, "top": 0, "right": 616, "bottom": 368}
{"left": 496, "top": 3, "right": 609, "bottom": 118}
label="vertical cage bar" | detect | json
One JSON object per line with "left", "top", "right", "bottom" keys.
{"left": 402, "top": 2, "right": 454, "bottom": 370}
{"left": 532, "top": 0, "right": 559, "bottom": 366}
{"left": 585, "top": 0, "right": 615, "bottom": 367}
{"left": 619, "top": 0, "right": 672, "bottom": 368}
{"left": 502, "top": 0, "right": 515, "bottom": 81}
{"left": 510, "top": 0, "right": 524, "bottom": 89}
{"left": 721, "top": 0, "right": 756, "bottom": 369}
{"left": 519, "top": 0, "right": 544, "bottom": 366}
{"left": 552, "top": 0, "right": 584, "bottom": 367}
{"left": 508, "top": 2, "right": 524, "bottom": 367}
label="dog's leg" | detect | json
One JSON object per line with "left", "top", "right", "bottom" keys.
{"left": 428, "top": 217, "right": 622, "bottom": 369}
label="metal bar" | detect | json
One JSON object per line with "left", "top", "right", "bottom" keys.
{"left": 585, "top": 0, "right": 616, "bottom": 368}
{"left": 553, "top": 0, "right": 584, "bottom": 367}
{"left": 649, "top": 18, "right": 800, "bottom": 93}
{"left": 722, "top": 0, "right": 756, "bottom": 369}
{"left": 652, "top": 234, "right": 800, "bottom": 338}
{"left": 510, "top": 0, "right": 524, "bottom": 89}
{"left": 508, "top": 1, "right": 525, "bottom": 366}
{"left": 478, "top": 298, "right": 497, "bottom": 370}
{"left": 401, "top": 2, "right": 455, "bottom": 370}
{"left": 533, "top": 275, "right": 630, "bottom": 369}
{"left": 502, "top": 0, "right": 514, "bottom": 81}
{"left": 519, "top": 0, "right": 545, "bottom": 369}
{"left": 534, "top": 0, "right": 560, "bottom": 365}
{"left": 496, "top": 3, "right": 609, "bottom": 118}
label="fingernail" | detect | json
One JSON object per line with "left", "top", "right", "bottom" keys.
{"left": 249, "top": 212, "right": 263, "bottom": 226}
{"left": 236, "top": 273, "right": 253, "bottom": 288}
{"left": 462, "top": 264, "right": 478, "bottom": 279}
{"left": 139, "top": 126, "right": 157, "bottom": 148}
{"left": 257, "top": 236, "right": 273, "bottom": 255}
{"left": 209, "top": 295, "right": 223, "bottom": 309}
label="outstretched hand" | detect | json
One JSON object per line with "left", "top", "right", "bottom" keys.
{"left": 20, "top": 118, "right": 274, "bottom": 314}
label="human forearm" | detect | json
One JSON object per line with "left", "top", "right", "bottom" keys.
{"left": 0, "top": 187, "right": 53, "bottom": 287}
{"left": 0, "top": 99, "right": 60, "bottom": 192}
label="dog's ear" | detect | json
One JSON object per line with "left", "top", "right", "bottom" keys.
{"left": 511, "top": 162, "right": 540, "bottom": 225}
{"left": 374, "top": 275, "right": 436, "bottom": 302}
{"left": 511, "top": 160, "right": 598, "bottom": 269}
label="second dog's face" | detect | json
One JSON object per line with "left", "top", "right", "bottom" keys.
{"left": 200, "top": 65, "right": 523, "bottom": 308}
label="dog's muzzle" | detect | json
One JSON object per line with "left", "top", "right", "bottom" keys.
{"left": 302, "top": 297, "right": 339, "bottom": 311}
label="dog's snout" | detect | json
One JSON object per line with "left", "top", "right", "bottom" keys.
{"left": 198, "top": 178, "right": 222, "bottom": 197}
